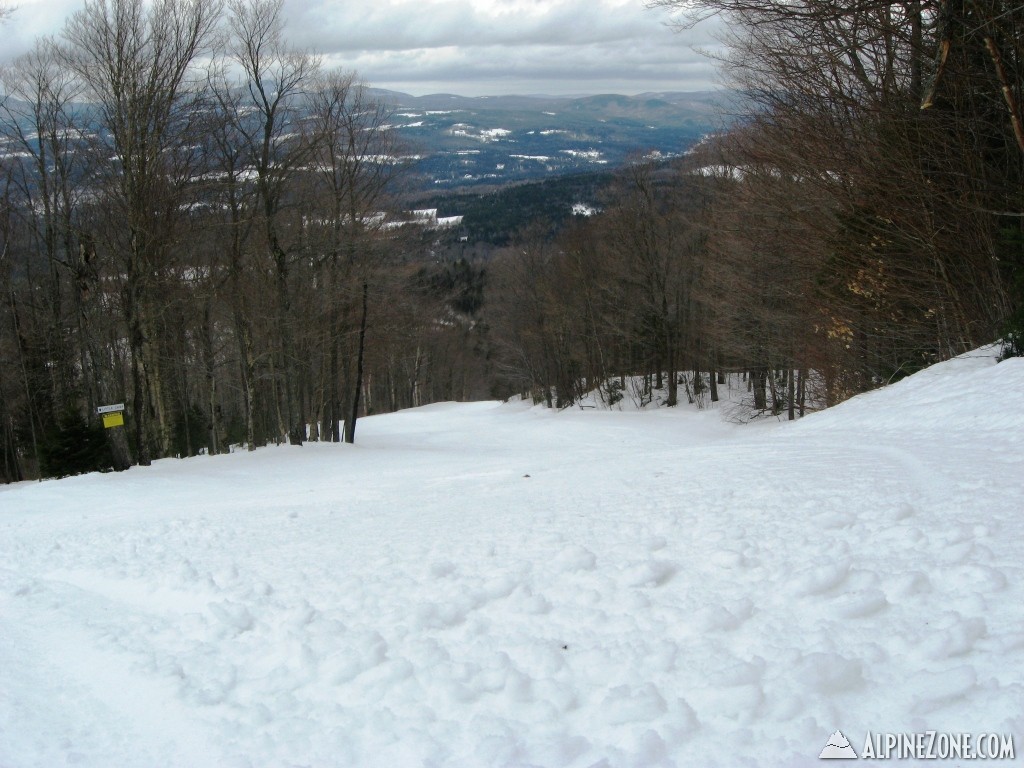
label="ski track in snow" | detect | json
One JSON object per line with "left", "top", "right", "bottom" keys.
{"left": 1, "top": 350, "right": 1023, "bottom": 767}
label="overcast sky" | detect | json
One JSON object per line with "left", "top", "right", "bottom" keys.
{"left": 3, "top": 0, "right": 726, "bottom": 96}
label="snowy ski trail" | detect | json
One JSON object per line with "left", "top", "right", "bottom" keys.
{"left": 1, "top": 349, "right": 1022, "bottom": 767}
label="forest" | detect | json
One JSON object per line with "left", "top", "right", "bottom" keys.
{"left": 1, "top": 0, "right": 1022, "bottom": 480}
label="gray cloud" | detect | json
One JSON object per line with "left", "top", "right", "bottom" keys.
{"left": 4, "top": 0, "right": 84, "bottom": 58}
{"left": 286, "top": 0, "right": 725, "bottom": 95}
{"left": 0, "top": 0, "right": 724, "bottom": 97}
{"left": 289, "top": 0, "right": 662, "bottom": 51}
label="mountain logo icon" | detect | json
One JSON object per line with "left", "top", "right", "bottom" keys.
{"left": 819, "top": 730, "right": 858, "bottom": 759}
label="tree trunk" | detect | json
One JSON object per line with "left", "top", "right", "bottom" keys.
{"left": 107, "top": 424, "right": 132, "bottom": 471}
{"left": 326, "top": 303, "right": 342, "bottom": 442}
{"left": 344, "top": 281, "right": 368, "bottom": 444}
{"left": 127, "top": 291, "right": 150, "bottom": 466}
{"left": 203, "top": 301, "right": 219, "bottom": 455}
{"left": 768, "top": 369, "right": 781, "bottom": 415}
{"left": 412, "top": 344, "right": 422, "bottom": 408}
{"left": 273, "top": 242, "right": 303, "bottom": 446}
{"left": 787, "top": 366, "right": 795, "bottom": 421}
{"left": 235, "top": 315, "right": 258, "bottom": 451}
{"left": 666, "top": 347, "right": 678, "bottom": 406}
{"left": 141, "top": 305, "right": 171, "bottom": 457}
{"left": 8, "top": 289, "right": 42, "bottom": 476}
{"left": 0, "top": 355, "right": 24, "bottom": 482}
{"left": 751, "top": 368, "right": 768, "bottom": 411}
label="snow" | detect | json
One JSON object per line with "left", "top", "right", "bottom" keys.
{"left": 2, "top": 348, "right": 1023, "bottom": 767}
{"left": 448, "top": 125, "right": 510, "bottom": 142}
{"left": 560, "top": 149, "right": 605, "bottom": 162}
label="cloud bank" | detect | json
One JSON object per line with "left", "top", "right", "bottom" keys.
{"left": 1, "top": 0, "right": 725, "bottom": 96}
{"left": 287, "top": 0, "right": 724, "bottom": 95}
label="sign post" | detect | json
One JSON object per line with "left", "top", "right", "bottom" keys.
{"left": 97, "top": 403, "right": 126, "bottom": 429}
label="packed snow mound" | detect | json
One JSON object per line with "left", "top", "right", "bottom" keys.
{"left": 795, "top": 344, "right": 1023, "bottom": 434}
{"left": 1, "top": 349, "right": 1022, "bottom": 767}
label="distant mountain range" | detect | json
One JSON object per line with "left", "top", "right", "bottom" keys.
{"left": 371, "top": 89, "right": 732, "bottom": 193}
{"left": 0, "top": 86, "right": 732, "bottom": 206}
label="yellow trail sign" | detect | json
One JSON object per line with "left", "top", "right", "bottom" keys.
{"left": 102, "top": 412, "right": 124, "bottom": 429}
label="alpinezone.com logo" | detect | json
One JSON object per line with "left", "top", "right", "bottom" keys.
{"left": 820, "top": 730, "right": 1016, "bottom": 761}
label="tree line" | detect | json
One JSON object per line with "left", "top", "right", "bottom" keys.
{"left": 0, "top": 0, "right": 488, "bottom": 481}
{"left": 486, "top": 0, "right": 1023, "bottom": 414}
{"left": 3, "top": 0, "right": 1021, "bottom": 481}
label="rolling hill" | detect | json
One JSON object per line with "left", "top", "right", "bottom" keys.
{"left": 373, "top": 89, "right": 729, "bottom": 191}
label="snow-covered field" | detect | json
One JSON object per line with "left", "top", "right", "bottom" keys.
{"left": 2, "top": 349, "right": 1023, "bottom": 767}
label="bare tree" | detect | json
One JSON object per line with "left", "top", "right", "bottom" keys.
{"left": 224, "top": 0, "right": 319, "bottom": 446}
{"left": 0, "top": 39, "right": 87, "bottom": 414}
{"left": 63, "top": 0, "right": 221, "bottom": 464}
{"left": 599, "top": 161, "right": 709, "bottom": 407}
{"left": 304, "top": 74, "right": 402, "bottom": 443}
{"left": 651, "top": 0, "right": 1023, "bottom": 399}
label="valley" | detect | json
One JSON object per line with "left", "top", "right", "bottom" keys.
{"left": 374, "top": 89, "right": 726, "bottom": 192}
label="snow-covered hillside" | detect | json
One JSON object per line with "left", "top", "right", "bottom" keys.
{"left": 2, "top": 348, "right": 1022, "bottom": 767}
